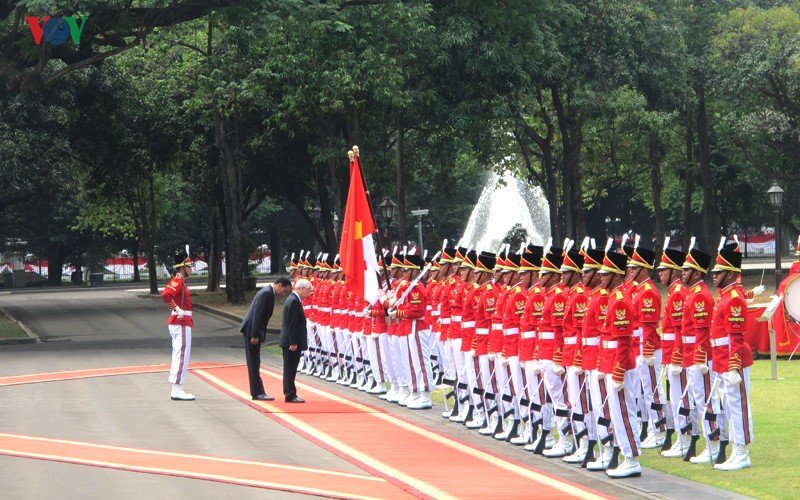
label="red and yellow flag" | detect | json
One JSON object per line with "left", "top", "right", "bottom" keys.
{"left": 338, "top": 151, "right": 380, "bottom": 304}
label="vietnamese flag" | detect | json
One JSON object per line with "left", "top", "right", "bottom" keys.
{"left": 338, "top": 151, "right": 381, "bottom": 305}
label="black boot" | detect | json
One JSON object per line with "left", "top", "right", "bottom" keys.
{"left": 608, "top": 446, "right": 621, "bottom": 470}
{"left": 462, "top": 405, "right": 474, "bottom": 426}
{"left": 716, "top": 440, "right": 728, "bottom": 464}
{"left": 639, "top": 423, "right": 649, "bottom": 442}
{"left": 661, "top": 428, "right": 675, "bottom": 453}
{"left": 533, "top": 429, "right": 550, "bottom": 455}
{"left": 683, "top": 435, "right": 700, "bottom": 462}
{"left": 505, "top": 419, "right": 521, "bottom": 442}
{"left": 581, "top": 439, "right": 597, "bottom": 468}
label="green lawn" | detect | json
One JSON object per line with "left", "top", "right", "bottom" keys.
{"left": 0, "top": 313, "right": 27, "bottom": 339}
{"left": 638, "top": 359, "right": 800, "bottom": 499}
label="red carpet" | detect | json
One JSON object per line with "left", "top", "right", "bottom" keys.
{"left": 0, "top": 362, "right": 235, "bottom": 387}
{"left": 195, "top": 365, "right": 612, "bottom": 500}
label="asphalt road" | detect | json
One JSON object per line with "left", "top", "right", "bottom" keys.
{"left": 0, "top": 288, "right": 751, "bottom": 500}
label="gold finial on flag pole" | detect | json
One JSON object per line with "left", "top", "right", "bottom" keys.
{"left": 353, "top": 145, "right": 360, "bottom": 157}
{"left": 348, "top": 149, "right": 355, "bottom": 160}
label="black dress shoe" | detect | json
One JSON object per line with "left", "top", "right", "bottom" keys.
{"left": 285, "top": 396, "right": 305, "bottom": 403}
{"left": 252, "top": 394, "right": 275, "bottom": 401}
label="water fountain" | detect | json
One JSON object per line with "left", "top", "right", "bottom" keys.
{"left": 460, "top": 171, "right": 551, "bottom": 250}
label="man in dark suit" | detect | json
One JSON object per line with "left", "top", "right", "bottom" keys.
{"left": 281, "top": 278, "right": 314, "bottom": 402}
{"left": 240, "top": 278, "right": 293, "bottom": 400}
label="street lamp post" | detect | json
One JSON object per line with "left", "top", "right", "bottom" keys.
{"left": 411, "top": 209, "right": 429, "bottom": 255}
{"left": 767, "top": 182, "right": 784, "bottom": 381}
{"left": 379, "top": 197, "right": 398, "bottom": 247}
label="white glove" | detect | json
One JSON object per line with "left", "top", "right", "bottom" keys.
{"left": 611, "top": 379, "right": 625, "bottom": 392}
{"left": 669, "top": 364, "right": 682, "bottom": 376}
{"left": 723, "top": 369, "right": 742, "bottom": 386}
{"left": 387, "top": 297, "right": 397, "bottom": 308}
{"left": 571, "top": 366, "right": 584, "bottom": 375}
{"left": 695, "top": 363, "right": 708, "bottom": 375}
{"left": 363, "top": 306, "right": 371, "bottom": 315}
{"left": 553, "top": 364, "right": 566, "bottom": 376}
{"left": 752, "top": 285, "right": 765, "bottom": 296}
{"left": 645, "top": 356, "right": 656, "bottom": 367}
{"left": 466, "top": 349, "right": 476, "bottom": 357}
{"left": 532, "top": 361, "right": 542, "bottom": 375}
{"left": 388, "top": 309, "right": 398, "bottom": 320}
{"left": 500, "top": 355, "right": 509, "bottom": 366}
{"left": 385, "top": 290, "right": 395, "bottom": 300}
{"left": 173, "top": 307, "right": 185, "bottom": 319}
{"left": 597, "top": 372, "right": 606, "bottom": 380}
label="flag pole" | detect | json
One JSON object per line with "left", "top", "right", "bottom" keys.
{"left": 351, "top": 146, "right": 393, "bottom": 290}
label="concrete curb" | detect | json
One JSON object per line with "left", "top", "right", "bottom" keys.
{"left": 0, "top": 305, "right": 40, "bottom": 344}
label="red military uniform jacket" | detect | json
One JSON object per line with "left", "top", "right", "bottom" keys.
{"left": 162, "top": 274, "right": 193, "bottom": 327}
{"left": 474, "top": 282, "right": 498, "bottom": 355}
{"left": 633, "top": 279, "right": 662, "bottom": 357}
{"left": 396, "top": 280, "right": 428, "bottom": 334}
{"left": 580, "top": 286, "right": 608, "bottom": 371}
{"left": 461, "top": 282, "right": 481, "bottom": 352}
{"left": 501, "top": 282, "right": 527, "bottom": 357}
{"left": 562, "top": 283, "right": 588, "bottom": 368}
{"left": 682, "top": 281, "right": 715, "bottom": 367}
{"left": 437, "top": 275, "right": 455, "bottom": 339}
{"left": 489, "top": 284, "right": 511, "bottom": 354}
{"left": 448, "top": 276, "right": 467, "bottom": 341}
{"left": 711, "top": 283, "right": 753, "bottom": 373}
{"left": 537, "top": 283, "right": 567, "bottom": 363}
{"left": 519, "top": 281, "right": 542, "bottom": 362}
{"left": 663, "top": 280, "right": 687, "bottom": 366}
{"left": 603, "top": 285, "right": 636, "bottom": 382}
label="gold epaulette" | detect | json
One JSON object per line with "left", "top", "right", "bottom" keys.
{"left": 694, "top": 285, "right": 702, "bottom": 293}
{"left": 616, "top": 290, "right": 623, "bottom": 300}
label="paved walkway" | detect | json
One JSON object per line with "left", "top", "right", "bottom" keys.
{"left": 0, "top": 288, "right": 752, "bottom": 499}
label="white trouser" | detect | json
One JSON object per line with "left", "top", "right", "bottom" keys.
{"left": 479, "top": 354, "right": 497, "bottom": 412}
{"left": 305, "top": 320, "right": 317, "bottom": 363}
{"left": 408, "top": 325, "right": 433, "bottom": 393}
{"left": 367, "top": 333, "right": 385, "bottom": 383}
{"left": 494, "top": 353, "right": 511, "bottom": 417}
{"left": 721, "top": 366, "right": 754, "bottom": 446}
{"left": 442, "top": 338, "right": 457, "bottom": 381}
{"left": 636, "top": 350, "right": 667, "bottom": 432}
{"left": 688, "top": 363, "right": 727, "bottom": 442}
{"left": 393, "top": 334, "right": 411, "bottom": 388}
{"left": 667, "top": 366, "right": 692, "bottom": 436}
{"left": 524, "top": 361, "right": 553, "bottom": 431}
{"left": 566, "top": 366, "right": 588, "bottom": 439}
{"left": 452, "top": 338, "right": 466, "bottom": 386}
{"left": 464, "top": 351, "right": 481, "bottom": 406}
{"left": 540, "top": 359, "right": 568, "bottom": 433}
{"left": 387, "top": 335, "right": 401, "bottom": 385}
{"left": 508, "top": 356, "right": 525, "bottom": 419}
{"left": 587, "top": 370, "right": 611, "bottom": 442}
{"left": 168, "top": 324, "right": 192, "bottom": 385}
{"left": 320, "top": 325, "right": 334, "bottom": 366}
{"left": 334, "top": 327, "right": 347, "bottom": 368}
{"left": 606, "top": 371, "right": 641, "bottom": 459}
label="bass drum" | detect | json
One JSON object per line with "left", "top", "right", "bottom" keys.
{"left": 783, "top": 273, "right": 800, "bottom": 322}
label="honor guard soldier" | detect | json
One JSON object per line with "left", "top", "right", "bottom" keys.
{"left": 477, "top": 252, "right": 505, "bottom": 436}
{"left": 682, "top": 243, "right": 726, "bottom": 465}
{"left": 710, "top": 241, "right": 754, "bottom": 470}
{"left": 580, "top": 246, "right": 611, "bottom": 469}
{"left": 471, "top": 251, "right": 501, "bottom": 432}
{"left": 537, "top": 246, "right": 573, "bottom": 458}
{"left": 627, "top": 242, "right": 668, "bottom": 449}
{"left": 162, "top": 249, "right": 195, "bottom": 401}
{"left": 561, "top": 245, "right": 591, "bottom": 463}
{"left": 598, "top": 250, "right": 642, "bottom": 478}
{"left": 657, "top": 238, "right": 692, "bottom": 458}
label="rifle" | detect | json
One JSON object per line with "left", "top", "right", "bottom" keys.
{"left": 388, "top": 250, "right": 442, "bottom": 314}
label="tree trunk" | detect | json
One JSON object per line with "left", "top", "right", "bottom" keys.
{"left": 396, "top": 125, "right": 407, "bottom": 246}
{"left": 146, "top": 175, "right": 159, "bottom": 294}
{"left": 206, "top": 206, "right": 221, "bottom": 291}
{"left": 313, "top": 160, "right": 337, "bottom": 253}
{"left": 683, "top": 105, "right": 694, "bottom": 251}
{"left": 696, "top": 84, "right": 720, "bottom": 254}
{"left": 270, "top": 225, "right": 283, "bottom": 275}
{"left": 46, "top": 243, "right": 65, "bottom": 285}
{"left": 213, "top": 102, "right": 245, "bottom": 304}
{"left": 132, "top": 242, "right": 141, "bottom": 282}
{"left": 649, "top": 131, "right": 666, "bottom": 258}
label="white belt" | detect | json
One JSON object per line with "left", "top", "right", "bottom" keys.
{"left": 603, "top": 340, "right": 618, "bottom": 348}
{"left": 583, "top": 337, "right": 600, "bottom": 346}
{"left": 462, "top": 321, "right": 476, "bottom": 328}
{"left": 333, "top": 309, "right": 342, "bottom": 314}
{"left": 564, "top": 337, "right": 577, "bottom": 345}
{"left": 492, "top": 324, "right": 503, "bottom": 331}
{"left": 682, "top": 335, "right": 696, "bottom": 344}
{"left": 355, "top": 313, "right": 364, "bottom": 318}
{"left": 453, "top": 315, "right": 462, "bottom": 321}
{"left": 539, "top": 331, "right": 555, "bottom": 340}
{"left": 431, "top": 311, "right": 441, "bottom": 317}
{"left": 522, "top": 330, "right": 536, "bottom": 339}
{"left": 441, "top": 318, "right": 451, "bottom": 325}
{"left": 633, "top": 328, "right": 643, "bottom": 338}
{"left": 476, "top": 328, "right": 490, "bottom": 335}
{"left": 662, "top": 333, "right": 676, "bottom": 341}
{"left": 711, "top": 336, "right": 730, "bottom": 347}
{"left": 505, "top": 328, "right": 519, "bottom": 336}
{"left": 171, "top": 310, "right": 192, "bottom": 316}
{"left": 319, "top": 307, "right": 332, "bottom": 312}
